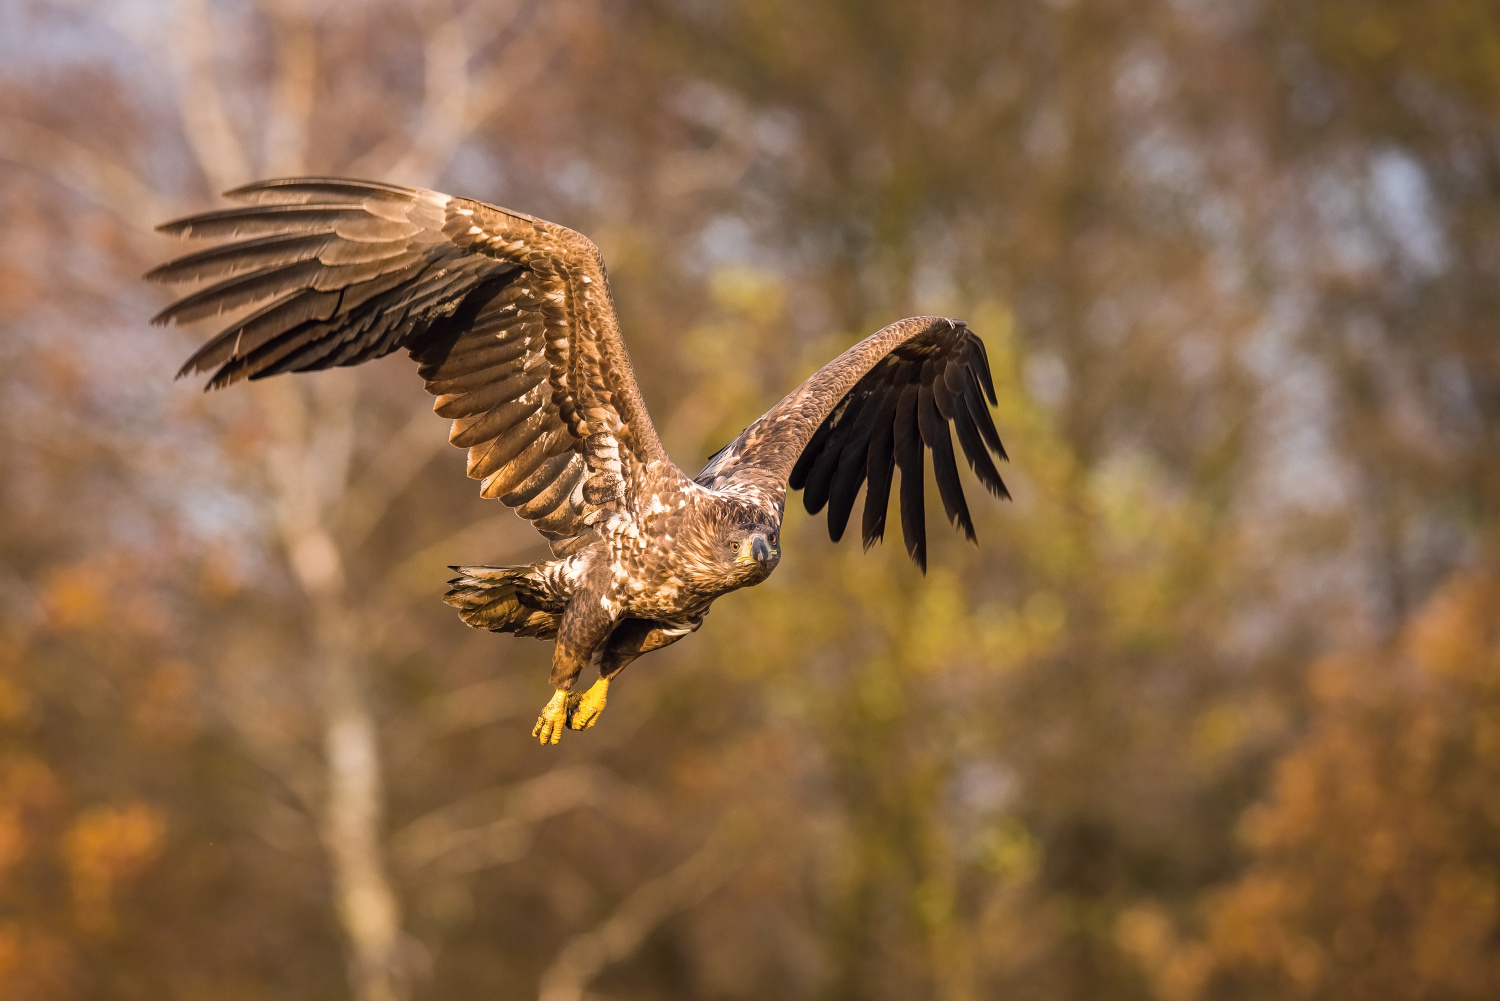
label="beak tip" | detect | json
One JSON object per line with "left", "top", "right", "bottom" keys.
{"left": 750, "top": 534, "right": 774, "bottom": 564}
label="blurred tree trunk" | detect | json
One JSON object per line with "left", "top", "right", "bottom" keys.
{"left": 261, "top": 376, "right": 406, "bottom": 1000}
{"left": 164, "top": 4, "right": 414, "bottom": 994}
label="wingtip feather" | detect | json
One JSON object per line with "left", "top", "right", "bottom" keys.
{"left": 910, "top": 545, "right": 928, "bottom": 574}
{"left": 155, "top": 217, "right": 196, "bottom": 238}
{"left": 223, "top": 176, "right": 418, "bottom": 204}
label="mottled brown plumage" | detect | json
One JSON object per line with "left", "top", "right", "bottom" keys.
{"left": 151, "top": 178, "right": 1009, "bottom": 743}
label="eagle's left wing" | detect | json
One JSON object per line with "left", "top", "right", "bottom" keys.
{"left": 695, "top": 316, "right": 1008, "bottom": 571}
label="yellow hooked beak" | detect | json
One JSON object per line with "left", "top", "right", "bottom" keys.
{"left": 736, "top": 533, "right": 777, "bottom": 565}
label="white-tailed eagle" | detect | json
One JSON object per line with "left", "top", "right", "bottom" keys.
{"left": 151, "top": 178, "right": 1009, "bottom": 743}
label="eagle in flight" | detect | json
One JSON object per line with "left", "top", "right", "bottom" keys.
{"left": 151, "top": 178, "right": 1009, "bottom": 744}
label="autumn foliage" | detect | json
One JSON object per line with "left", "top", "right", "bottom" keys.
{"left": 1, "top": 1, "right": 1498, "bottom": 999}
{"left": 1195, "top": 566, "right": 1500, "bottom": 1000}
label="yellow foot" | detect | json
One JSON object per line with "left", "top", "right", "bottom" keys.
{"left": 532, "top": 689, "right": 569, "bottom": 745}
{"left": 566, "top": 678, "right": 610, "bottom": 730}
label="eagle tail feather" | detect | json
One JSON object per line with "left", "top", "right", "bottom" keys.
{"left": 444, "top": 565, "right": 563, "bottom": 639}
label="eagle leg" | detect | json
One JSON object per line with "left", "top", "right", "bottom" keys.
{"left": 535, "top": 582, "right": 616, "bottom": 745}
{"left": 560, "top": 617, "right": 704, "bottom": 733}
{"left": 557, "top": 615, "right": 711, "bottom": 733}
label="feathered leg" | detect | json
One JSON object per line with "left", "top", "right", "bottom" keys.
{"left": 564, "top": 616, "right": 704, "bottom": 732}
{"left": 533, "top": 584, "right": 616, "bottom": 745}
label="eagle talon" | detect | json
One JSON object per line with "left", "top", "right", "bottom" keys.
{"left": 566, "top": 678, "right": 609, "bottom": 730}
{"left": 532, "top": 690, "right": 569, "bottom": 745}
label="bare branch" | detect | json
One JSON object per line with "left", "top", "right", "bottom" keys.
{"left": 389, "top": 676, "right": 526, "bottom": 754}
{"left": 350, "top": 0, "right": 560, "bottom": 187}
{"left": 536, "top": 828, "right": 742, "bottom": 1001}
{"left": 349, "top": 3, "right": 478, "bottom": 184}
{"left": 0, "top": 117, "right": 170, "bottom": 232}
{"left": 212, "top": 661, "right": 324, "bottom": 818}
{"left": 457, "top": 0, "right": 565, "bottom": 137}
{"left": 392, "top": 764, "right": 613, "bottom": 873}
{"left": 261, "top": 0, "right": 321, "bottom": 176}
{"left": 172, "top": 0, "right": 252, "bottom": 191}
{"left": 385, "top": 13, "right": 473, "bottom": 186}
{"left": 336, "top": 407, "right": 450, "bottom": 550}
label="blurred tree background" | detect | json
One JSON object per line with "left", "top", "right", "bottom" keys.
{"left": 1, "top": 0, "right": 1498, "bottom": 998}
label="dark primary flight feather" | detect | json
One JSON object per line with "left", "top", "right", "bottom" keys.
{"left": 152, "top": 178, "right": 1008, "bottom": 570}
{"left": 695, "top": 316, "right": 1009, "bottom": 571}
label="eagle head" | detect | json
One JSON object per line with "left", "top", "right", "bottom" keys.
{"left": 684, "top": 500, "right": 781, "bottom": 591}
{"left": 722, "top": 524, "right": 780, "bottom": 581}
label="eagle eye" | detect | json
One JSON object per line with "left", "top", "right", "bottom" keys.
{"left": 731, "top": 541, "right": 740, "bottom": 551}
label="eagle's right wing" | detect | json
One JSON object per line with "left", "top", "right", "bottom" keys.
{"left": 696, "top": 316, "right": 1008, "bottom": 571}
{"left": 151, "top": 177, "right": 669, "bottom": 544}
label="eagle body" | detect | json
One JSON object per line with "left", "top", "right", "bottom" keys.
{"left": 152, "top": 178, "right": 1009, "bottom": 743}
